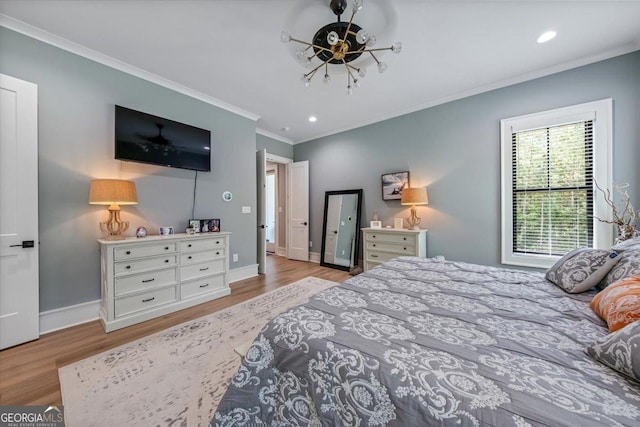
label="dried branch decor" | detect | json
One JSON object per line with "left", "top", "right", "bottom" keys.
{"left": 594, "top": 180, "right": 640, "bottom": 242}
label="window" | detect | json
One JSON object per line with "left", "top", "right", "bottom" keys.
{"left": 501, "top": 99, "right": 612, "bottom": 268}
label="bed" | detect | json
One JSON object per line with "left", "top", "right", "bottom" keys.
{"left": 211, "top": 257, "right": 640, "bottom": 426}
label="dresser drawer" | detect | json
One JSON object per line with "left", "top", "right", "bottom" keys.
{"left": 181, "top": 259, "right": 225, "bottom": 281}
{"left": 115, "top": 286, "right": 177, "bottom": 317}
{"left": 115, "top": 268, "right": 177, "bottom": 296}
{"left": 181, "top": 275, "right": 225, "bottom": 299}
{"left": 115, "top": 242, "right": 177, "bottom": 260}
{"left": 180, "top": 237, "right": 225, "bottom": 253}
{"left": 366, "top": 251, "right": 400, "bottom": 263}
{"left": 115, "top": 255, "right": 177, "bottom": 275}
{"left": 182, "top": 248, "right": 225, "bottom": 265}
{"left": 366, "top": 232, "right": 416, "bottom": 245}
{"left": 365, "top": 241, "right": 417, "bottom": 256}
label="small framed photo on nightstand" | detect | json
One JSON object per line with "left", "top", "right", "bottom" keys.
{"left": 394, "top": 217, "right": 404, "bottom": 230}
{"left": 370, "top": 221, "right": 382, "bottom": 228}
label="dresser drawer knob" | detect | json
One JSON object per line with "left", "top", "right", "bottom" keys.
{"left": 372, "top": 244, "right": 376, "bottom": 247}
{"left": 404, "top": 247, "right": 407, "bottom": 250}
{"left": 188, "top": 256, "right": 192, "bottom": 260}
{"left": 403, "top": 237, "right": 407, "bottom": 241}
{"left": 165, "top": 246, "right": 169, "bottom": 250}
{"left": 216, "top": 252, "right": 220, "bottom": 255}
{"left": 142, "top": 278, "right": 155, "bottom": 283}
{"left": 165, "top": 259, "right": 170, "bottom": 263}
{"left": 142, "top": 297, "right": 155, "bottom": 303}
{"left": 126, "top": 250, "right": 131, "bottom": 255}
{"left": 126, "top": 265, "right": 131, "bottom": 269}
{"left": 372, "top": 235, "right": 376, "bottom": 238}
{"left": 188, "top": 244, "right": 192, "bottom": 248}
{"left": 371, "top": 254, "right": 378, "bottom": 258}
{"left": 199, "top": 283, "right": 209, "bottom": 288}
{"left": 199, "top": 267, "right": 209, "bottom": 271}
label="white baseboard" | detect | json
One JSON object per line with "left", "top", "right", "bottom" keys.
{"left": 309, "top": 251, "right": 320, "bottom": 263}
{"left": 40, "top": 299, "right": 101, "bottom": 334}
{"left": 276, "top": 246, "right": 287, "bottom": 257}
{"left": 39, "top": 264, "right": 259, "bottom": 334}
{"left": 228, "top": 263, "right": 259, "bottom": 283}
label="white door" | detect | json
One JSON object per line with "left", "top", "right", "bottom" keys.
{"left": 256, "top": 149, "right": 267, "bottom": 274}
{"left": 0, "top": 74, "right": 39, "bottom": 350}
{"left": 287, "top": 161, "right": 309, "bottom": 261}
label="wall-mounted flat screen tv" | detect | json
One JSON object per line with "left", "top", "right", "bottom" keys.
{"left": 115, "top": 105, "right": 211, "bottom": 172}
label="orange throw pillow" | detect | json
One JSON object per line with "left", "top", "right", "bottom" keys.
{"left": 591, "top": 275, "right": 640, "bottom": 332}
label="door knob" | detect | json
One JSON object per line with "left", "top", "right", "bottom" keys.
{"left": 9, "top": 240, "right": 35, "bottom": 248}
{"left": 302, "top": 222, "right": 308, "bottom": 226}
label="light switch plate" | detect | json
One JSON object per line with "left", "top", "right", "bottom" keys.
{"left": 242, "top": 206, "right": 251, "bottom": 214}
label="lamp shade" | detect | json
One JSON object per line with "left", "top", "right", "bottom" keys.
{"left": 89, "top": 179, "right": 138, "bottom": 205}
{"left": 401, "top": 187, "right": 428, "bottom": 206}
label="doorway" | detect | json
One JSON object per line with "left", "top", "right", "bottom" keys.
{"left": 265, "top": 165, "right": 276, "bottom": 254}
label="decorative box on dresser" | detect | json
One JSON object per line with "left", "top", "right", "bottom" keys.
{"left": 362, "top": 228, "right": 428, "bottom": 271}
{"left": 98, "top": 232, "right": 231, "bottom": 332}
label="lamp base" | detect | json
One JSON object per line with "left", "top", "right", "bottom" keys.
{"left": 406, "top": 205, "right": 422, "bottom": 230}
{"left": 99, "top": 206, "right": 130, "bottom": 240}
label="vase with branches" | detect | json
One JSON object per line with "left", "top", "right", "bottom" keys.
{"left": 594, "top": 180, "right": 640, "bottom": 242}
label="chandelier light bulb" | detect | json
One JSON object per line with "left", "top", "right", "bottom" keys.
{"left": 327, "top": 31, "right": 340, "bottom": 46}
{"left": 377, "top": 61, "right": 387, "bottom": 74}
{"left": 323, "top": 74, "right": 331, "bottom": 84}
{"left": 391, "top": 42, "right": 402, "bottom": 53}
{"left": 356, "top": 29, "right": 369, "bottom": 44}
{"left": 280, "top": 30, "right": 291, "bottom": 43}
{"left": 296, "top": 48, "right": 306, "bottom": 59}
{"left": 347, "top": 85, "right": 353, "bottom": 95}
{"left": 358, "top": 68, "right": 367, "bottom": 78}
{"left": 352, "top": 0, "right": 364, "bottom": 14}
{"left": 305, "top": 79, "right": 311, "bottom": 88}
{"left": 353, "top": 79, "right": 361, "bottom": 88}
{"left": 366, "top": 35, "right": 376, "bottom": 47}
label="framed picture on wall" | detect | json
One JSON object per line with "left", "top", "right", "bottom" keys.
{"left": 381, "top": 171, "right": 409, "bottom": 201}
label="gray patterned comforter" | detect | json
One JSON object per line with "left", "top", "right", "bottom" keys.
{"left": 211, "top": 257, "right": 640, "bottom": 426}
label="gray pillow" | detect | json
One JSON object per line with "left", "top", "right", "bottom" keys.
{"left": 612, "top": 236, "right": 640, "bottom": 251}
{"left": 545, "top": 248, "right": 619, "bottom": 293}
{"left": 601, "top": 249, "right": 640, "bottom": 288}
{"left": 586, "top": 320, "right": 640, "bottom": 382}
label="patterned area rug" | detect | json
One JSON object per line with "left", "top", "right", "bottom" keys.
{"left": 58, "top": 277, "right": 338, "bottom": 427}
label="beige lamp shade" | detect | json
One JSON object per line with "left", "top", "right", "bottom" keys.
{"left": 89, "top": 179, "right": 138, "bottom": 206}
{"left": 401, "top": 187, "right": 429, "bottom": 206}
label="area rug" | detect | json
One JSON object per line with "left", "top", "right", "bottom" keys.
{"left": 58, "top": 277, "right": 338, "bottom": 427}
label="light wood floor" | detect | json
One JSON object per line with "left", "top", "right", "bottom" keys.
{"left": 0, "top": 255, "right": 350, "bottom": 406}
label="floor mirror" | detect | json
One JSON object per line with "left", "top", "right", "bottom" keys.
{"left": 320, "top": 189, "right": 363, "bottom": 271}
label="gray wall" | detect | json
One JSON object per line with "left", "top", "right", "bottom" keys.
{"left": 295, "top": 51, "right": 640, "bottom": 269}
{"left": 256, "top": 133, "right": 293, "bottom": 159}
{"left": 1, "top": 28, "right": 258, "bottom": 311}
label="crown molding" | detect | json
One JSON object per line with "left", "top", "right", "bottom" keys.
{"left": 295, "top": 42, "right": 640, "bottom": 144}
{"left": 0, "top": 14, "right": 261, "bottom": 122}
{"left": 256, "top": 128, "right": 294, "bottom": 145}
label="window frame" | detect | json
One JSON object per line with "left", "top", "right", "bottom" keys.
{"left": 500, "top": 99, "right": 613, "bottom": 268}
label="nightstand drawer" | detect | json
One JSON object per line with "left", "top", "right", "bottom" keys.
{"left": 366, "top": 232, "right": 416, "bottom": 245}
{"left": 115, "top": 286, "right": 177, "bottom": 317}
{"left": 366, "top": 241, "right": 417, "bottom": 255}
{"left": 115, "top": 268, "right": 177, "bottom": 296}
{"left": 182, "top": 248, "right": 225, "bottom": 265}
{"left": 181, "top": 275, "right": 225, "bottom": 299}
{"left": 115, "top": 255, "right": 177, "bottom": 275}
{"left": 180, "top": 237, "right": 225, "bottom": 253}
{"left": 181, "top": 259, "right": 225, "bottom": 281}
{"left": 115, "top": 242, "right": 177, "bottom": 260}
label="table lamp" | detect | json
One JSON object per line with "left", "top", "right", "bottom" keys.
{"left": 89, "top": 179, "right": 138, "bottom": 240}
{"left": 400, "top": 187, "right": 429, "bottom": 230}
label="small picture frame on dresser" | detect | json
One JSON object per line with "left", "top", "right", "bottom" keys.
{"left": 370, "top": 221, "right": 382, "bottom": 228}
{"left": 159, "top": 226, "right": 174, "bottom": 235}
{"left": 394, "top": 217, "right": 404, "bottom": 230}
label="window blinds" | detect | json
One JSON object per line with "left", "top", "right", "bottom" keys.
{"left": 511, "top": 120, "right": 593, "bottom": 256}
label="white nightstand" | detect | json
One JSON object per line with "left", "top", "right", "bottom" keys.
{"left": 361, "top": 228, "right": 428, "bottom": 271}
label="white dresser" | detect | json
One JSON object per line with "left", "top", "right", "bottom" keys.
{"left": 362, "top": 228, "right": 428, "bottom": 271}
{"left": 98, "top": 232, "right": 231, "bottom": 332}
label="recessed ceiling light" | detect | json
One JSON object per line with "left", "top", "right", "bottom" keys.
{"left": 308, "top": 116, "right": 317, "bottom": 123}
{"left": 281, "top": 127, "right": 290, "bottom": 132}
{"left": 537, "top": 30, "right": 557, "bottom": 44}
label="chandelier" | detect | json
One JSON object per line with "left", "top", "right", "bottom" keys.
{"left": 281, "top": 0, "right": 401, "bottom": 94}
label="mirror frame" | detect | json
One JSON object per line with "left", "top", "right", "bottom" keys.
{"left": 320, "top": 189, "right": 363, "bottom": 271}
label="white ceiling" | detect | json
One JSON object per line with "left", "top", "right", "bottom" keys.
{"left": 1, "top": 1, "right": 639, "bottom": 144}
